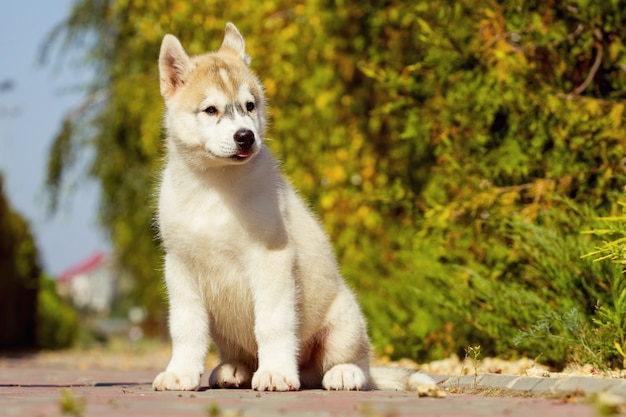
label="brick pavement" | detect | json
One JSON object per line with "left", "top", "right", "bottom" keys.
{"left": 0, "top": 358, "right": 608, "bottom": 417}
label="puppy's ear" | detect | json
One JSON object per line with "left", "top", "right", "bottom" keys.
{"left": 159, "top": 34, "right": 193, "bottom": 99}
{"left": 219, "top": 22, "right": 251, "bottom": 66}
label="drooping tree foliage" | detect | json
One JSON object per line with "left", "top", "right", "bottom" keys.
{"left": 45, "top": 0, "right": 626, "bottom": 366}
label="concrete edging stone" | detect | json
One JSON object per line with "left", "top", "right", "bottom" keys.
{"left": 431, "top": 372, "right": 626, "bottom": 399}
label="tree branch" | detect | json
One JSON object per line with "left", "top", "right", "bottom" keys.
{"left": 570, "top": 42, "right": 603, "bottom": 96}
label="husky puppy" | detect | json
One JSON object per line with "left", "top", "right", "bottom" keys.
{"left": 152, "top": 23, "right": 435, "bottom": 392}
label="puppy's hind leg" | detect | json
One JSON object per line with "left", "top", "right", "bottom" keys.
{"left": 209, "top": 344, "right": 255, "bottom": 389}
{"left": 209, "top": 361, "right": 253, "bottom": 389}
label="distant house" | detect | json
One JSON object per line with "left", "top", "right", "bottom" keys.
{"left": 56, "top": 252, "right": 116, "bottom": 314}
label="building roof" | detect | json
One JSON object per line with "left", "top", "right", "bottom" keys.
{"left": 57, "top": 252, "right": 106, "bottom": 282}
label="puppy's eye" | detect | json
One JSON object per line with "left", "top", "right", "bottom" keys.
{"left": 204, "top": 106, "right": 218, "bottom": 115}
{"left": 246, "top": 101, "right": 255, "bottom": 112}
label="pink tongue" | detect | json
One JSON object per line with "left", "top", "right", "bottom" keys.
{"left": 237, "top": 152, "right": 250, "bottom": 157}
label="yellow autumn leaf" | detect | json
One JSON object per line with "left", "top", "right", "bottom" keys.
{"left": 171, "top": 1, "right": 189, "bottom": 15}
{"left": 320, "top": 193, "right": 336, "bottom": 210}
{"left": 585, "top": 98, "right": 601, "bottom": 116}
{"left": 609, "top": 103, "right": 624, "bottom": 128}
{"left": 314, "top": 91, "right": 334, "bottom": 109}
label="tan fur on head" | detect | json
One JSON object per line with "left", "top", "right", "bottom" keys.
{"left": 159, "top": 23, "right": 251, "bottom": 99}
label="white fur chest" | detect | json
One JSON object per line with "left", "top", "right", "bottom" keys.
{"left": 159, "top": 165, "right": 244, "bottom": 266}
{"left": 157, "top": 148, "right": 289, "bottom": 355}
{"left": 158, "top": 147, "right": 289, "bottom": 274}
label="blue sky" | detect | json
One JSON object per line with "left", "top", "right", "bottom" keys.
{"left": 0, "top": 1, "right": 109, "bottom": 275}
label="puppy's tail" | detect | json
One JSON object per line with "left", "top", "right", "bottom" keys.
{"left": 369, "top": 366, "right": 436, "bottom": 391}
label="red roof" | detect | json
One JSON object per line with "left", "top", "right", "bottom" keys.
{"left": 57, "top": 252, "right": 106, "bottom": 281}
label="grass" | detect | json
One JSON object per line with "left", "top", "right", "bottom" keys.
{"left": 205, "top": 402, "right": 244, "bottom": 417}
{"left": 463, "top": 345, "right": 482, "bottom": 387}
{"left": 59, "top": 389, "right": 86, "bottom": 417}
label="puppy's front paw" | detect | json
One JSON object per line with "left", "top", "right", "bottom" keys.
{"left": 322, "top": 364, "right": 366, "bottom": 390}
{"left": 153, "top": 371, "right": 200, "bottom": 391}
{"left": 252, "top": 369, "right": 300, "bottom": 391}
{"left": 209, "top": 362, "right": 252, "bottom": 388}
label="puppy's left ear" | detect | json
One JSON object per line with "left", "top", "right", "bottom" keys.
{"left": 219, "top": 22, "right": 251, "bottom": 66}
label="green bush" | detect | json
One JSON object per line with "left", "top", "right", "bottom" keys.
{"left": 1, "top": 175, "right": 78, "bottom": 351}
{"left": 45, "top": 0, "right": 626, "bottom": 368}
{"left": 577, "top": 201, "right": 626, "bottom": 368}
{"left": 505, "top": 204, "right": 623, "bottom": 368}
{"left": 335, "top": 1, "right": 626, "bottom": 367}
{"left": 37, "top": 276, "right": 79, "bottom": 350}
{"left": 352, "top": 199, "right": 624, "bottom": 367}
{"left": 0, "top": 175, "right": 40, "bottom": 350}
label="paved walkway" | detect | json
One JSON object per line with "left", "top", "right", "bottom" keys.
{"left": 2, "top": 357, "right": 618, "bottom": 417}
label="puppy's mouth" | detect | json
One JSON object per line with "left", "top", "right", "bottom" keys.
{"left": 229, "top": 149, "right": 256, "bottom": 162}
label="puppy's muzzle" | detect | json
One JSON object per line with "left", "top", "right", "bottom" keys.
{"left": 234, "top": 129, "right": 255, "bottom": 154}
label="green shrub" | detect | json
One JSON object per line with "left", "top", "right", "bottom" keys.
{"left": 578, "top": 201, "right": 626, "bottom": 368}
{"left": 0, "top": 175, "right": 40, "bottom": 350}
{"left": 45, "top": 0, "right": 626, "bottom": 368}
{"left": 425, "top": 202, "right": 623, "bottom": 368}
{"left": 37, "top": 276, "right": 79, "bottom": 350}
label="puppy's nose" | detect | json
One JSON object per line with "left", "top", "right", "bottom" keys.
{"left": 234, "top": 129, "right": 255, "bottom": 150}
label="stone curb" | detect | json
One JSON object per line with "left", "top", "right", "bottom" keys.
{"left": 430, "top": 373, "right": 626, "bottom": 399}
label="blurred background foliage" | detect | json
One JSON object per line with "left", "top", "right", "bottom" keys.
{"left": 0, "top": 175, "right": 39, "bottom": 350}
{"left": 0, "top": 175, "right": 78, "bottom": 351}
{"left": 42, "top": 0, "right": 626, "bottom": 368}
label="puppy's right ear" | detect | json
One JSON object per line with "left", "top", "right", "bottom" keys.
{"left": 159, "top": 34, "right": 193, "bottom": 99}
